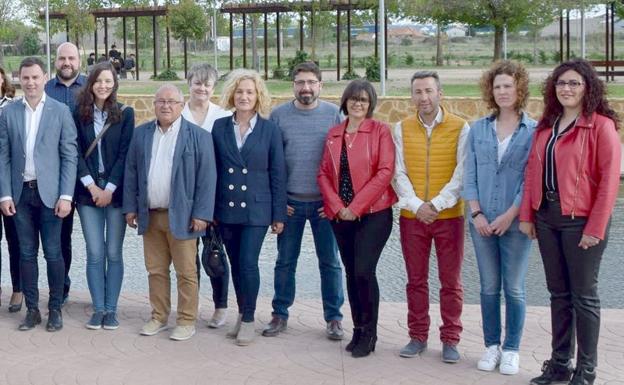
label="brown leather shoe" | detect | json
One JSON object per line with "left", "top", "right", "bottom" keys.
{"left": 262, "top": 316, "right": 287, "bottom": 337}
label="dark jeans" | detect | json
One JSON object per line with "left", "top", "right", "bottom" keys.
{"left": 13, "top": 184, "right": 65, "bottom": 311}
{"left": 1, "top": 214, "right": 21, "bottom": 292}
{"left": 220, "top": 224, "right": 267, "bottom": 322}
{"left": 61, "top": 205, "right": 75, "bottom": 298}
{"left": 331, "top": 208, "right": 393, "bottom": 331}
{"left": 536, "top": 200, "right": 607, "bottom": 369}
{"left": 196, "top": 236, "right": 229, "bottom": 309}
{"left": 272, "top": 199, "right": 343, "bottom": 321}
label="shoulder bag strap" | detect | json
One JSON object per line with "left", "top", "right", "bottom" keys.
{"left": 85, "top": 104, "right": 128, "bottom": 158}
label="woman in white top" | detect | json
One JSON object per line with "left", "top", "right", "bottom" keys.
{"left": 182, "top": 63, "right": 232, "bottom": 329}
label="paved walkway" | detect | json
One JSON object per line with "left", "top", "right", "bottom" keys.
{"left": 0, "top": 290, "right": 623, "bottom": 385}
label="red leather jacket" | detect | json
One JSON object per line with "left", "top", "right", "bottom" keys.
{"left": 318, "top": 118, "right": 398, "bottom": 219}
{"left": 519, "top": 112, "right": 621, "bottom": 239}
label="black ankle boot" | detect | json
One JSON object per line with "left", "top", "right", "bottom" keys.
{"left": 351, "top": 327, "right": 377, "bottom": 358}
{"left": 346, "top": 327, "right": 363, "bottom": 352}
{"left": 569, "top": 367, "right": 596, "bottom": 385}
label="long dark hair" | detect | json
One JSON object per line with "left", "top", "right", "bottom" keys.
{"left": 0, "top": 66, "right": 15, "bottom": 98}
{"left": 539, "top": 58, "right": 619, "bottom": 130}
{"left": 76, "top": 62, "right": 121, "bottom": 124}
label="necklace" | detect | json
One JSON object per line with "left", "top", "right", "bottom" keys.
{"left": 345, "top": 129, "right": 358, "bottom": 148}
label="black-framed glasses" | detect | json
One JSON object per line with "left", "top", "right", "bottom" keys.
{"left": 555, "top": 80, "right": 584, "bottom": 89}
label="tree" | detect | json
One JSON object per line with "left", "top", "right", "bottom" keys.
{"left": 401, "top": 0, "right": 464, "bottom": 66}
{"left": 169, "top": 0, "right": 209, "bottom": 78}
{"left": 0, "top": 0, "right": 20, "bottom": 66}
{"left": 64, "top": 0, "right": 96, "bottom": 51}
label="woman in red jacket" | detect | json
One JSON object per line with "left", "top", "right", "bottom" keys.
{"left": 519, "top": 59, "right": 621, "bottom": 385}
{"left": 318, "top": 79, "right": 397, "bottom": 358}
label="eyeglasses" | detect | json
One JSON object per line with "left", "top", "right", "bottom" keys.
{"left": 154, "top": 99, "right": 184, "bottom": 107}
{"left": 294, "top": 79, "right": 320, "bottom": 87}
{"left": 555, "top": 80, "right": 584, "bottom": 89}
{"left": 348, "top": 96, "right": 370, "bottom": 105}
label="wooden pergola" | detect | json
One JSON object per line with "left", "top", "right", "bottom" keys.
{"left": 220, "top": 1, "right": 387, "bottom": 81}
{"left": 41, "top": 6, "right": 171, "bottom": 80}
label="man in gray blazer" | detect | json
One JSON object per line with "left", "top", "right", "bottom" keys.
{"left": 123, "top": 84, "right": 216, "bottom": 341}
{"left": 0, "top": 57, "right": 78, "bottom": 332}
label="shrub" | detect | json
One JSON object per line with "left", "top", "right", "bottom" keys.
{"left": 341, "top": 70, "right": 360, "bottom": 80}
{"left": 404, "top": 53, "right": 414, "bottom": 66}
{"left": 287, "top": 50, "right": 310, "bottom": 79}
{"left": 151, "top": 68, "right": 180, "bottom": 81}
{"left": 272, "top": 66, "right": 287, "bottom": 80}
{"left": 364, "top": 56, "right": 380, "bottom": 82}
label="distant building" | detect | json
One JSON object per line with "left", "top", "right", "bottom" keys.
{"left": 387, "top": 25, "right": 426, "bottom": 43}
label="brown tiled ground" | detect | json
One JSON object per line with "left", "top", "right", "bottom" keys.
{"left": 0, "top": 290, "right": 622, "bottom": 385}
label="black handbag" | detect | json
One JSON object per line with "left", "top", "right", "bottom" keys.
{"left": 201, "top": 226, "right": 226, "bottom": 278}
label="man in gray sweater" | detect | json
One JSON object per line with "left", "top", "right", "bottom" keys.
{"left": 263, "top": 62, "right": 344, "bottom": 340}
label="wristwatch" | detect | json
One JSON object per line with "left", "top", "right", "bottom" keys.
{"left": 471, "top": 210, "right": 484, "bottom": 219}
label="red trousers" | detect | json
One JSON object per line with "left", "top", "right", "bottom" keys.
{"left": 400, "top": 216, "right": 464, "bottom": 345}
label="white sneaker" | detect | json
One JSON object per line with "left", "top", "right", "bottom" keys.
{"left": 477, "top": 345, "right": 501, "bottom": 371}
{"left": 226, "top": 314, "right": 242, "bottom": 339}
{"left": 235, "top": 321, "right": 255, "bottom": 346}
{"left": 208, "top": 308, "right": 227, "bottom": 329}
{"left": 499, "top": 350, "right": 519, "bottom": 375}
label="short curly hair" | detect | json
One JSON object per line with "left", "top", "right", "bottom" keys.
{"left": 219, "top": 69, "right": 271, "bottom": 118}
{"left": 0, "top": 66, "right": 15, "bottom": 98}
{"left": 480, "top": 60, "right": 529, "bottom": 116}
{"left": 539, "top": 58, "right": 619, "bottom": 130}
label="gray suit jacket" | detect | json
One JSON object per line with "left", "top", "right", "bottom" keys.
{"left": 123, "top": 117, "right": 217, "bottom": 240}
{"left": 0, "top": 96, "right": 78, "bottom": 208}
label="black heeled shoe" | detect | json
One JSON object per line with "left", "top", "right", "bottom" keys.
{"left": 345, "top": 327, "right": 363, "bottom": 352}
{"left": 9, "top": 292, "right": 23, "bottom": 313}
{"left": 351, "top": 327, "right": 377, "bottom": 358}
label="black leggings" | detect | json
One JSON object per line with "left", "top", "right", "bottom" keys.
{"left": 332, "top": 208, "right": 393, "bottom": 330}
{"left": 1, "top": 214, "right": 21, "bottom": 292}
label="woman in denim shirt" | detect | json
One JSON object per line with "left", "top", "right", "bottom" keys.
{"left": 462, "top": 60, "right": 536, "bottom": 375}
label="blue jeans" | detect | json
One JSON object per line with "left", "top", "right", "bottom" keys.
{"left": 77, "top": 204, "right": 126, "bottom": 313}
{"left": 13, "top": 185, "right": 65, "bottom": 311}
{"left": 272, "top": 199, "right": 343, "bottom": 321}
{"left": 220, "top": 224, "right": 267, "bottom": 322}
{"left": 469, "top": 224, "right": 531, "bottom": 351}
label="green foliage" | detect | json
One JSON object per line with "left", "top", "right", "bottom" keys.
{"left": 404, "top": 53, "right": 414, "bottom": 66}
{"left": 341, "top": 70, "right": 359, "bottom": 81}
{"left": 151, "top": 68, "right": 180, "bottom": 81}
{"left": 538, "top": 50, "right": 549, "bottom": 65}
{"left": 168, "top": 0, "right": 209, "bottom": 41}
{"left": 400, "top": 37, "right": 412, "bottom": 47}
{"left": 287, "top": 50, "right": 310, "bottom": 79}
{"left": 364, "top": 56, "right": 380, "bottom": 82}
{"left": 22, "top": 31, "right": 41, "bottom": 55}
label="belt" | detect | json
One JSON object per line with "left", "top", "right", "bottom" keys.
{"left": 24, "top": 180, "right": 37, "bottom": 189}
{"left": 149, "top": 208, "right": 168, "bottom": 212}
{"left": 545, "top": 190, "right": 560, "bottom": 202}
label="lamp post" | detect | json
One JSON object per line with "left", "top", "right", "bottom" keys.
{"left": 45, "top": 0, "right": 51, "bottom": 75}
{"left": 379, "top": 0, "right": 385, "bottom": 96}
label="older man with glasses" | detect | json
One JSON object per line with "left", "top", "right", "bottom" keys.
{"left": 123, "top": 84, "right": 216, "bottom": 341}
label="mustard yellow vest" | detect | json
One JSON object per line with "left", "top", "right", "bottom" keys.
{"left": 400, "top": 108, "right": 465, "bottom": 219}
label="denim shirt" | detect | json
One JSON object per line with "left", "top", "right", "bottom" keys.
{"left": 462, "top": 112, "right": 536, "bottom": 224}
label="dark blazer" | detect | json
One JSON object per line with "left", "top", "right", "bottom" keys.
{"left": 123, "top": 117, "right": 217, "bottom": 240}
{"left": 212, "top": 115, "right": 287, "bottom": 226}
{"left": 0, "top": 97, "right": 78, "bottom": 208}
{"left": 73, "top": 104, "right": 135, "bottom": 207}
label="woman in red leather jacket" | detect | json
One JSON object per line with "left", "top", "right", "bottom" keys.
{"left": 318, "top": 79, "right": 397, "bottom": 358}
{"left": 519, "top": 59, "right": 621, "bottom": 385}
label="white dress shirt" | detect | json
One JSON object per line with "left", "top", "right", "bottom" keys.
{"left": 23, "top": 94, "right": 46, "bottom": 182}
{"left": 182, "top": 101, "right": 232, "bottom": 133}
{"left": 147, "top": 116, "right": 181, "bottom": 209}
{"left": 233, "top": 113, "right": 258, "bottom": 150}
{"left": 393, "top": 107, "right": 470, "bottom": 214}
{"left": 80, "top": 105, "right": 116, "bottom": 192}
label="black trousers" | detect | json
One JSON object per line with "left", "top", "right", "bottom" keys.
{"left": 332, "top": 208, "right": 393, "bottom": 331}
{"left": 1, "top": 214, "right": 21, "bottom": 292}
{"left": 535, "top": 200, "right": 608, "bottom": 369}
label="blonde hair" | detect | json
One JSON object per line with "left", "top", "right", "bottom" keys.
{"left": 220, "top": 69, "right": 271, "bottom": 118}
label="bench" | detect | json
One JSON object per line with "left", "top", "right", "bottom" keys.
{"left": 589, "top": 60, "right": 624, "bottom": 81}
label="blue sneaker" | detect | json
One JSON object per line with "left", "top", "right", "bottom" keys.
{"left": 442, "top": 343, "right": 460, "bottom": 363}
{"left": 102, "top": 312, "right": 119, "bottom": 330}
{"left": 86, "top": 311, "right": 104, "bottom": 330}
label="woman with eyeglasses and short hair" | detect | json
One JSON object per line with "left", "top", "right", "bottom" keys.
{"left": 318, "top": 79, "right": 397, "bottom": 358}
{"left": 182, "top": 63, "right": 232, "bottom": 329}
{"left": 519, "top": 59, "right": 621, "bottom": 385}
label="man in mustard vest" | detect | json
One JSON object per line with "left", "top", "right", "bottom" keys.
{"left": 393, "top": 71, "right": 469, "bottom": 363}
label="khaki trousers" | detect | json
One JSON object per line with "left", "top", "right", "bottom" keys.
{"left": 143, "top": 210, "right": 198, "bottom": 325}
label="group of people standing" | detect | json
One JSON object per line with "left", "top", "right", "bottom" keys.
{"left": 0, "top": 40, "right": 620, "bottom": 385}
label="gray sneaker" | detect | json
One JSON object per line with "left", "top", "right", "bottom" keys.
{"left": 399, "top": 339, "right": 427, "bottom": 357}
{"left": 326, "top": 320, "right": 344, "bottom": 340}
{"left": 442, "top": 343, "right": 460, "bottom": 363}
